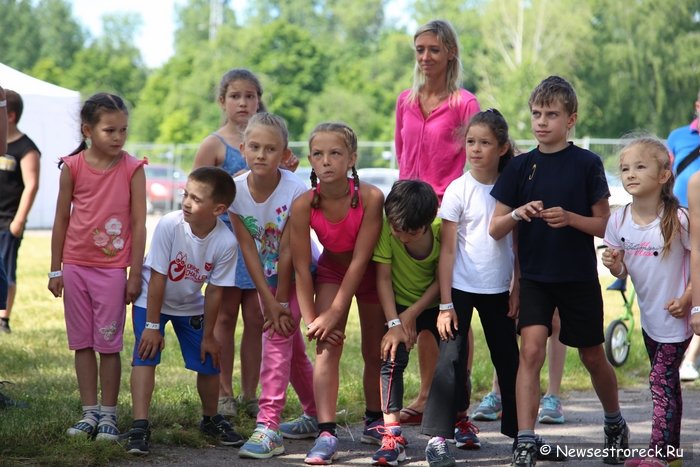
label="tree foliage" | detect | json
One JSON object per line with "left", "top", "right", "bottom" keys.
{"left": 2, "top": 0, "right": 700, "bottom": 149}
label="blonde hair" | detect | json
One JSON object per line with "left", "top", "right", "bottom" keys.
{"left": 308, "top": 122, "right": 360, "bottom": 209}
{"left": 407, "top": 19, "right": 463, "bottom": 106}
{"left": 620, "top": 136, "right": 685, "bottom": 257}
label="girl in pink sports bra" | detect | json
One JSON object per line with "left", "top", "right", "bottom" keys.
{"left": 290, "top": 122, "right": 386, "bottom": 464}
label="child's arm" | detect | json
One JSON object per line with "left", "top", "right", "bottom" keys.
{"left": 138, "top": 270, "right": 166, "bottom": 360}
{"left": 665, "top": 283, "right": 692, "bottom": 320}
{"left": 540, "top": 197, "right": 611, "bottom": 237}
{"left": 290, "top": 195, "right": 318, "bottom": 328}
{"left": 691, "top": 172, "right": 700, "bottom": 334}
{"left": 230, "top": 213, "right": 293, "bottom": 337}
{"left": 400, "top": 280, "right": 439, "bottom": 345}
{"left": 273, "top": 225, "right": 295, "bottom": 334}
{"left": 10, "top": 145, "right": 39, "bottom": 238}
{"left": 48, "top": 166, "right": 73, "bottom": 298}
{"left": 601, "top": 248, "right": 627, "bottom": 278}
{"left": 306, "top": 185, "right": 384, "bottom": 342}
{"left": 376, "top": 261, "right": 409, "bottom": 362}
{"left": 127, "top": 166, "right": 147, "bottom": 304}
{"left": 508, "top": 227, "right": 521, "bottom": 318}
{"left": 437, "top": 219, "right": 459, "bottom": 340}
{"left": 0, "top": 86, "right": 6, "bottom": 154}
{"left": 490, "top": 200, "right": 544, "bottom": 240}
{"left": 201, "top": 283, "right": 224, "bottom": 368}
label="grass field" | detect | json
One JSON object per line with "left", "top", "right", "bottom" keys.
{"left": 0, "top": 232, "right": 654, "bottom": 466}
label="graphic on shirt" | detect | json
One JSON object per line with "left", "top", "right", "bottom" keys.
{"left": 92, "top": 217, "right": 125, "bottom": 257}
{"left": 167, "top": 251, "right": 208, "bottom": 283}
{"left": 0, "top": 154, "right": 17, "bottom": 172}
{"left": 622, "top": 239, "right": 660, "bottom": 257}
{"left": 238, "top": 204, "right": 289, "bottom": 279}
{"left": 100, "top": 321, "right": 117, "bottom": 341}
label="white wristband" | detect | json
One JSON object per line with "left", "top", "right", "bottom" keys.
{"left": 511, "top": 209, "right": 523, "bottom": 221}
{"left": 387, "top": 318, "right": 402, "bottom": 328}
{"left": 691, "top": 306, "right": 700, "bottom": 316}
{"left": 279, "top": 302, "right": 289, "bottom": 309}
{"left": 0, "top": 99, "right": 6, "bottom": 108}
{"left": 439, "top": 303, "right": 454, "bottom": 311}
{"left": 145, "top": 321, "right": 160, "bottom": 330}
{"left": 613, "top": 263, "right": 627, "bottom": 278}
{"left": 48, "top": 270, "right": 63, "bottom": 279}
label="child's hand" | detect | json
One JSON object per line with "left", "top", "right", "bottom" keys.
{"left": 266, "top": 302, "right": 294, "bottom": 337}
{"left": 48, "top": 277, "right": 64, "bottom": 298}
{"left": 306, "top": 310, "right": 341, "bottom": 342}
{"left": 540, "top": 206, "right": 570, "bottom": 228}
{"left": 437, "top": 309, "right": 458, "bottom": 341}
{"left": 272, "top": 312, "right": 295, "bottom": 338}
{"left": 665, "top": 298, "right": 688, "bottom": 319}
{"left": 691, "top": 313, "right": 700, "bottom": 335}
{"left": 508, "top": 291, "right": 520, "bottom": 319}
{"left": 381, "top": 325, "right": 409, "bottom": 362}
{"left": 281, "top": 152, "right": 300, "bottom": 172}
{"left": 200, "top": 335, "right": 221, "bottom": 369}
{"left": 514, "top": 200, "right": 544, "bottom": 222}
{"left": 601, "top": 248, "right": 625, "bottom": 276}
{"left": 324, "top": 329, "right": 346, "bottom": 346}
{"left": 138, "top": 329, "right": 164, "bottom": 361}
{"left": 125, "top": 274, "right": 142, "bottom": 304}
{"left": 400, "top": 312, "right": 418, "bottom": 349}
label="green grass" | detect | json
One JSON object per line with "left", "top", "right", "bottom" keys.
{"left": 0, "top": 233, "right": 660, "bottom": 465}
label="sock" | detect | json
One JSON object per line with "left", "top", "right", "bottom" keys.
{"left": 82, "top": 404, "right": 100, "bottom": 426}
{"left": 517, "top": 430, "right": 536, "bottom": 445}
{"left": 318, "top": 422, "right": 337, "bottom": 437}
{"left": 132, "top": 418, "right": 149, "bottom": 429}
{"left": 365, "top": 410, "right": 383, "bottom": 424}
{"left": 604, "top": 410, "right": 623, "bottom": 427}
{"left": 99, "top": 405, "right": 117, "bottom": 426}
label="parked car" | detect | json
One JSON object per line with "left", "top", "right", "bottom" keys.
{"left": 144, "top": 164, "right": 187, "bottom": 214}
{"left": 356, "top": 168, "right": 399, "bottom": 198}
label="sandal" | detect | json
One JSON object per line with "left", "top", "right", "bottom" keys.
{"left": 399, "top": 407, "right": 423, "bottom": 425}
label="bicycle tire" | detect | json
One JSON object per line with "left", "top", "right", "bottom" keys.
{"left": 604, "top": 319, "right": 630, "bottom": 367}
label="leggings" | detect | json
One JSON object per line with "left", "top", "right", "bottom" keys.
{"left": 642, "top": 329, "right": 691, "bottom": 458}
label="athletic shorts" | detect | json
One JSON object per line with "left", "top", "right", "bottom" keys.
{"left": 0, "top": 229, "right": 22, "bottom": 285}
{"left": 517, "top": 278, "right": 604, "bottom": 348}
{"left": 131, "top": 305, "right": 219, "bottom": 375}
{"left": 397, "top": 303, "right": 439, "bottom": 339}
{"left": 315, "top": 253, "right": 379, "bottom": 304}
{"left": 221, "top": 215, "right": 255, "bottom": 290}
{"left": 63, "top": 264, "right": 127, "bottom": 352}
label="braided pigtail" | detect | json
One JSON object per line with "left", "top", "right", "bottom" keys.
{"left": 351, "top": 166, "right": 360, "bottom": 208}
{"left": 310, "top": 168, "right": 321, "bottom": 209}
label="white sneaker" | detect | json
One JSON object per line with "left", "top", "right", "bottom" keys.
{"left": 679, "top": 361, "right": 699, "bottom": 381}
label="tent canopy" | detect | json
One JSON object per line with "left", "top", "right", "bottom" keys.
{"left": 2, "top": 63, "right": 81, "bottom": 229}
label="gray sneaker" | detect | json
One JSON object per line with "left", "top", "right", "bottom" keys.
{"left": 472, "top": 391, "right": 502, "bottom": 421}
{"left": 280, "top": 414, "right": 319, "bottom": 439}
{"left": 425, "top": 438, "right": 456, "bottom": 467}
{"left": 603, "top": 421, "right": 629, "bottom": 464}
{"left": 512, "top": 441, "right": 537, "bottom": 467}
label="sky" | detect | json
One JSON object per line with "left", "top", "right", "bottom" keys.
{"left": 70, "top": 0, "right": 409, "bottom": 68}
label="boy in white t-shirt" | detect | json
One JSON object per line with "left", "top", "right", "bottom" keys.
{"left": 125, "top": 167, "right": 244, "bottom": 455}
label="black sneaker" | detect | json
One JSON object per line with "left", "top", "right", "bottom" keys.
{"left": 0, "top": 319, "right": 10, "bottom": 334}
{"left": 125, "top": 420, "right": 151, "bottom": 455}
{"left": 200, "top": 414, "right": 245, "bottom": 447}
{"left": 603, "top": 421, "right": 629, "bottom": 464}
{"left": 512, "top": 441, "right": 537, "bottom": 467}
{"left": 511, "top": 435, "right": 567, "bottom": 462}
{"left": 0, "top": 381, "right": 28, "bottom": 409}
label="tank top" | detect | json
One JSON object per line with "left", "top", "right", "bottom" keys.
{"left": 212, "top": 133, "right": 247, "bottom": 176}
{"left": 310, "top": 179, "right": 364, "bottom": 254}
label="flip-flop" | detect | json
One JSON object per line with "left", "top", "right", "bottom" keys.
{"left": 399, "top": 407, "right": 423, "bottom": 425}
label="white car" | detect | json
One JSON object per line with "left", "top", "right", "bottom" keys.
{"left": 356, "top": 168, "right": 399, "bottom": 198}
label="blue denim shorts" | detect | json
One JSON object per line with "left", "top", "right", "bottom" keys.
{"left": 0, "top": 229, "right": 22, "bottom": 284}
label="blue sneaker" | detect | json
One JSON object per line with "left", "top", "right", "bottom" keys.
{"left": 239, "top": 425, "right": 285, "bottom": 459}
{"left": 453, "top": 418, "right": 480, "bottom": 450}
{"left": 425, "top": 437, "right": 456, "bottom": 467}
{"left": 361, "top": 418, "right": 384, "bottom": 445}
{"left": 305, "top": 431, "right": 339, "bottom": 465}
{"left": 538, "top": 394, "right": 565, "bottom": 424}
{"left": 371, "top": 428, "right": 407, "bottom": 466}
{"left": 471, "top": 392, "right": 502, "bottom": 421}
{"left": 279, "top": 413, "right": 319, "bottom": 439}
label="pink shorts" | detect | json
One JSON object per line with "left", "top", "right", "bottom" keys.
{"left": 63, "top": 264, "right": 127, "bottom": 353}
{"left": 315, "top": 253, "right": 379, "bottom": 304}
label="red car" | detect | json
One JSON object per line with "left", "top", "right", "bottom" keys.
{"left": 144, "top": 164, "right": 187, "bottom": 214}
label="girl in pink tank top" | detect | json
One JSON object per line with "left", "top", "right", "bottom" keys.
{"left": 48, "top": 93, "right": 147, "bottom": 441}
{"left": 290, "top": 123, "right": 386, "bottom": 464}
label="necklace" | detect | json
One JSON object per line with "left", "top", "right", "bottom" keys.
{"left": 100, "top": 154, "right": 123, "bottom": 173}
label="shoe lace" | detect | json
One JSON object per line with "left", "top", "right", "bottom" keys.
{"left": 430, "top": 439, "right": 449, "bottom": 457}
{"left": 604, "top": 423, "right": 625, "bottom": 448}
{"left": 377, "top": 428, "right": 406, "bottom": 450}
{"left": 513, "top": 443, "right": 535, "bottom": 463}
{"left": 542, "top": 395, "right": 561, "bottom": 411}
{"left": 128, "top": 427, "right": 147, "bottom": 442}
{"left": 455, "top": 418, "right": 479, "bottom": 435}
{"left": 482, "top": 392, "right": 499, "bottom": 408}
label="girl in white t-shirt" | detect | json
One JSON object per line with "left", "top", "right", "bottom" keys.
{"left": 423, "top": 109, "right": 519, "bottom": 463}
{"left": 602, "top": 137, "right": 692, "bottom": 466}
{"left": 228, "top": 112, "right": 316, "bottom": 460}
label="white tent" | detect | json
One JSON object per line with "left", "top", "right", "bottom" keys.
{"left": 1, "top": 63, "right": 81, "bottom": 229}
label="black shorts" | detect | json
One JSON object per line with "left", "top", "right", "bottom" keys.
{"left": 517, "top": 278, "right": 604, "bottom": 348}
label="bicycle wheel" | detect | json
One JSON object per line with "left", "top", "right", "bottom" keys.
{"left": 604, "top": 319, "right": 630, "bottom": 367}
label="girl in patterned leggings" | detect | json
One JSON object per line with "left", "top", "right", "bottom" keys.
{"left": 602, "top": 137, "right": 692, "bottom": 467}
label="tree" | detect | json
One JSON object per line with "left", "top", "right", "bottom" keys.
{"left": 35, "top": 0, "right": 86, "bottom": 70}
{"left": 0, "top": 0, "right": 42, "bottom": 71}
